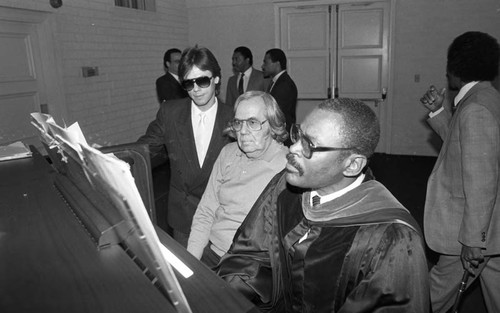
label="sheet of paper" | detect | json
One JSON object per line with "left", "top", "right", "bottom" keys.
{"left": 0, "top": 141, "right": 32, "bottom": 161}
{"left": 80, "top": 144, "right": 192, "bottom": 313}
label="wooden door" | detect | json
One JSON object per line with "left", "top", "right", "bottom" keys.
{"left": 0, "top": 19, "right": 46, "bottom": 147}
{"left": 278, "top": 1, "right": 392, "bottom": 152}
{"left": 280, "top": 5, "right": 333, "bottom": 99}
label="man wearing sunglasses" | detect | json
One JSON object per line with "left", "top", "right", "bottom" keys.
{"left": 217, "top": 98, "right": 429, "bottom": 312}
{"left": 138, "top": 46, "right": 233, "bottom": 247}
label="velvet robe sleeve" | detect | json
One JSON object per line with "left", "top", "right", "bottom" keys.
{"left": 337, "top": 223, "right": 430, "bottom": 313}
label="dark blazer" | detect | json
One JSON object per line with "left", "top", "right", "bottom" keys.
{"left": 270, "top": 71, "right": 298, "bottom": 145}
{"left": 155, "top": 72, "right": 188, "bottom": 103}
{"left": 225, "top": 68, "right": 268, "bottom": 107}
{"left": 138, "top": 98, "right": 233, "bottom": 233}
{"left": 425, "top": 81, "right": 500, "bottom": 255}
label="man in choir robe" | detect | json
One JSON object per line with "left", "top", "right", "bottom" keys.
{"left": 217, "top": 98, "right": 430, "bottom": 313}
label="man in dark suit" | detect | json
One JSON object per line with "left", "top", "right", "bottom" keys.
{"left": 420, "top": 31, "right": 500, "bottom": 313}
{"left": 262, "top": 48, "right": 298, "bottom": 146}
{"left": 155, "top": 48, "right": 188, "bottom": 103}
{"left": 225, "top": 46, "right": 268, "bottom": 107}
{"left": 139, "top": 46, "right": 232, "bottom": 247}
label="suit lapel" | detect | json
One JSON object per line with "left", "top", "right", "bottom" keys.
{"left": 247, "top": 69, "right": 258, "bottom": 90}
{"left": 174, "top": 102, "right": 201, "bottom": 171}
{"left": 202, "top": 105, "right": 227, "bottom": 171}
{"left": 189, "top": 102, "right": 230, "bottom": 191}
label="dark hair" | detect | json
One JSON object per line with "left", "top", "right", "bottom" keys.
{"left": 265, "top": 48, "right": 287, "bottom": 70}
{"left": 447, "top": 31, "right": 500, "bottom": 82}
{"left": 318, "top": 98, "right": 380, "bottom": 158}
{"left": 234, "top": 46, "right": 253, "bottom": 66}
{"left": 228, "top": 91, "right": 288, "bottom": 143}
{"left": 178, "top": 46, "right": 222, "bottom": 94}
{"left": 163, "top": 48, "right": 181, "bottom": 68}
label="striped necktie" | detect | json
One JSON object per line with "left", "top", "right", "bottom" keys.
{"left": 312, "top": 195, "right": 321, "bottom": 207}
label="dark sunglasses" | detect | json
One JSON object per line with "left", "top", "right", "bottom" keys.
{"left": 290, "top": 124, "right": 354, "bottom": 159}
{"left": 181, "top": 76, "right": 213, "bottom": 91}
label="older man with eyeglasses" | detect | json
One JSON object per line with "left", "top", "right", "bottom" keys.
{"left": 216, "top": 98, "right": 430, "bottom": 313}
{"left": 187, "top": 91, "right": 288, "bottom": 268}
{"left": 138, "top": 46, "right": 233, "bottom": 247}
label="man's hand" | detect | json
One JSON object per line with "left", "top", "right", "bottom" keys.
{"left": 420, "top": 85, "right": 446, "bottom": 113}
{"left": 461, "top": 245, "right": 484, "bottom": 275}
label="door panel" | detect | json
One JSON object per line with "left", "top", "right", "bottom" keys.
{"left": 280, "top": 6, "right": 331, "bottom": 99}
{"left": 0, "top": 20, "right": 44, "bottom": 146}
{"left": 278, "top": 1, "right": 391, "bottom": 153}
{"left": 340, "top": 55, "right": 382, "bottom": 95}
{"left": 337, "top": 2, "right": 389, "bottom": 101}
{"left": 337, "top": 1, "right": 389, "bottom": 152}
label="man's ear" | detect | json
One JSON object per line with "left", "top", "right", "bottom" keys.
{"left": 165, "top": 61, "right": 171, "bottom": 69}
{"left": 343, "top": 154, "right": 367, "bottom": 177}
{"left": 214, "top": 76, "right": 220, "bottom": 84}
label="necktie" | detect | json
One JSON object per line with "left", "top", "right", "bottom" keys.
{"left": 196, "top": 113, "right": 209, "bottom": 167}
{"left": 238, "top": 73, "right": 244, "bottom": 95}
{"left": 312, "top": 195, "right": 321, "bottom": 207}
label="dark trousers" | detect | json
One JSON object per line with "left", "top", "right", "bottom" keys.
{"left": 200, "top": 243, "right": 221, "bottom": 269}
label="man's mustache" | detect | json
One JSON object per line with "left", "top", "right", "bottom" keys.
{"left": 286, "top": 153, "right": 304, "bottom": 176}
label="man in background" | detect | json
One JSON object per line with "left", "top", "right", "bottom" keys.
{"left": 225, "top": 46, "right": 267, "bottom": 107}
{"left": 156, "top": 48, "right": 188, "bottom": 103}
{"left": 139, "top": 46, "right": 232, "bottom": 247}
{"left": 420, "top": 31, "right": 500, "bottom": 313}
{"left": 262, "top": 48, "right": 297, "bottom": 146}
{"left": 218, "top": 98, "right": 429, "bottom": 312}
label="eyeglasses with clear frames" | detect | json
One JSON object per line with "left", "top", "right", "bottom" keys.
{"left": 290, "top": 123, "right": 354, "bottom": 159}
{"left": 230, "top": 118, "right": 268, "bottom": 131}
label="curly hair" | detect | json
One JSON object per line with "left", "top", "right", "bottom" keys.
{"left": 318, "top": 98, "right": 380, "bottom": 158}
{"left": 447, "top": 31, "right": 500, "bottom": 82}
{"left": 226, "top": 91, "right": 288, "bottom": 143}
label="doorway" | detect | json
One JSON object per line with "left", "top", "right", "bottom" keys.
{"left": 276, "top": 0, "right": 393, "bottom": 152}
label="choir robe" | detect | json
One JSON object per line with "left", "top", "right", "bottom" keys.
{"left": 217, "top": 170, "right": 429, "bottom": 313}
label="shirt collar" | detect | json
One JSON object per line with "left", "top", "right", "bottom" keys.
{"left": 169, "top": 72, "right": 180, "bottom": 83}
{"left": 311, "top": 173, "right": 365, "bottom": 205}
{"left": 242, "top": 67, "right": 253, "bottom": 77}
{"left": 454, "top": 81, "right": 478, "bottom": 106}
{"left": 272, "top": 70, "right": 286, "bottom": 83}
{"left": 191, "top": 98, "right": 218, "bottom": 117}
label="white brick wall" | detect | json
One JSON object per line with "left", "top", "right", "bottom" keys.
{"left": 54, "top": 0, "right": 189, "bottom": 146}
{"left": 0, "top": 0, "right": 188, "bottom": 146}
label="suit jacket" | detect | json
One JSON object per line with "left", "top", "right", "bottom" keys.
{"left": 138, "top": 98, "right": 233, "bottom": 233}
{"left": 225, "top": 68, "right": 268, "bottom": 107}
{"left": 155, "top": 72, "right": 188, "bottom": 103}
{"left": 270, "top": 72, "right": 298, "bottom": 145}
{"left": 424, "top": 81, "right": 500, "bottom": 255}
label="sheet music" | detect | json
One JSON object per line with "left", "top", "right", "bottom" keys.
{"left": 31, "top": 112, "right": 193, "bottom": 313}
